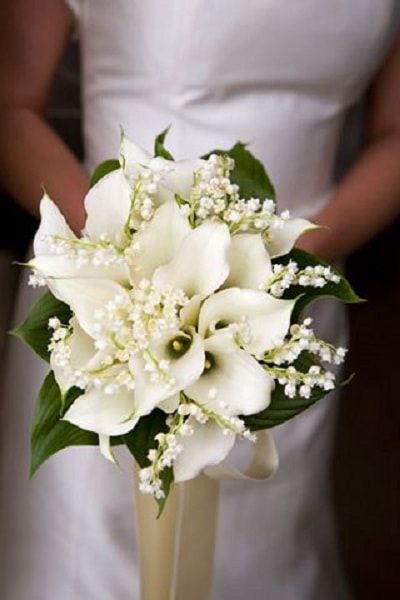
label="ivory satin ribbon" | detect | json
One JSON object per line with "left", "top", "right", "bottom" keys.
{"left": 134, "top": 430, "right": 278, "bottom": 600}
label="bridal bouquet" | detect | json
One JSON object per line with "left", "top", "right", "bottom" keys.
{"left": 15, "top": 130, "right": 359, "bottom": 513}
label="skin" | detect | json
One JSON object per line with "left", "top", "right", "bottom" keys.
{"left": 0, "top": 0, "right": 399, "bottom": 259}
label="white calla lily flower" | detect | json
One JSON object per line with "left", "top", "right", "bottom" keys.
{"left": 153, "top": 221, "right": 231, "bottom": 297}
{"left": 49, "top": 278, "right": 130, "bottom": 339}
{"left": 185, "top": 333, "right": 274, "bottom": 416}
{"left": 119, "top": 133, "right": 204, "bottom": 200}
{"left": 223, "top": 233, "right": 272, "bottom": 290}
{"left": 84, "top": 168, "right": 132, "bottom": 247}
{"left": 31, "top": 193, "right": 130, "bottom": 287}
{"left": 265, "top": 216, "right": 319, "bottom": 258}
{"left": 119, "top": 133, "right": 153, "bottom": 172}
{"left": 63, "top": 388, "right": 138, "bottom": 436}
{"left": 33, "top": 193, "right": 75, "bottom": 255}
{"left": 129, "top": 330, "right": 205, "bottom": 415}
{"left": 119, "top": 135, "right": 198, "bottom": 206}
{"left": 151, "top": 155, "right": 205, "bottom": 199}
{"left": 130, "top": 201, "right": 190, "bottom": 284}
{"left": 198, "top": 288, "right": 295, "bottom": 356}
{"left": 173, "top": 418, "right": 236, "bottom": 482}
{"left": 29, "top": 254, "right": 129, "bottom": 286}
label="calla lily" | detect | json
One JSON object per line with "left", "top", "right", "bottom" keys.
{"left": 153, "top": 221, "right": 231, "bottom": 297}
{"left": 185, "top": 333, "right": 274, "bottom": 416}
{"left": 29, "top": 254, "right": 129, "bottom": 286}
{"left": 173, "top": 419, "right": 236, "bottom": 482}
{"left": 151, "top": 155, "right": 205, "bottom": 199}
{"left": 129, "top": 330, "right": 205, "bottom": 412}
{"left": 130, "top": 201, "right": 191, "bottom": 284}
{"left": 63, "top": 388, "right": 138, "bottom": 436}
{"left": 33, "top": 193, "right": 75, "bottom": 256}
{"left": 198, "top": 288, "right": 295, "bottom": 356}
{"left": 83, "top": 168, "right": 132, "bottom": 247}
{"left": 265, "top": 217, "right": 319, "bottom": 258}
{"left": 120, "top": 134, "right": 204, "bottom": 200}
{"left": 223, "top": 233, "right": 272, "bottom": 290}
{"left": 31, "top": 193, "right": 130, "bottom": 287}
{"left": 49, "top": 278, "right": 130, "bottom": 339}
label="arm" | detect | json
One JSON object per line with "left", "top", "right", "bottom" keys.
{"left": 0, "top": 0, "right": 89, "bottom": 234}
{"left": 298, "top": 38, "right": 400, "bottom": 262}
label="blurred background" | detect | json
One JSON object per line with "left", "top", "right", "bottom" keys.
{"left": 0, "top": 39, "right": 399, "bottom": 599}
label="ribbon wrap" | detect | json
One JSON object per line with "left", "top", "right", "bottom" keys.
{"left": 134, "top": 430, "right": 278, "bottom": 600}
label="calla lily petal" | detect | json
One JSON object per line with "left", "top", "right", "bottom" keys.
{"left": 29, "top": 254, "right": 129, "bottom": 285}
{"left": 159, "top": 393, "right": 180, "bottom": 414}
{"left": 153, "top": 222, "right": 231, "bottom": 297}
{"left": 180, "top": 294, "right": 204, "bottom": 327}
{"left": 33, "top": 193, "right": 75, "bottom": 255}
{"left": 185, "top": 334, "right": 273, "bottom": 415}
{"left": 51, "top": 317, "right": 97, "bottom": 393}
{"left": 174, "top": 418, "right": 235, "bottom": 482}
{"left": 63, "top": 388, "right": 138, "bottom": 436}
{"left": 49, "top": 278, "right": 130, "bottom": 339}
{"left": 99, "top": 435, "right": 117, "bottom": 463}
{"left": 130, "top": 201, "right": 191, "bottom": 283}
{"left": 223, "top": 233, "right": 272, "bottom": 290}
{"left": 151, "top": 156, "right": 205, "bottom": 199}
{"left": 119, "top": 134, "right": 152, "bottom": 174}
{"left": 199, "top": 288, "right": 295, "bottom": 356}
{"left": 265, "top": 217, "right": 318, "bottom": 258}
{"left": 129, "top": 331, "right": 205, "bottom": 412}
{"left": 84, "top": 169, "right": 132, "bottom": 247}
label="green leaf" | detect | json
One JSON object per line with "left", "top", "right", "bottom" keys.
{"left": 275, "top": 248, "right": 364, "bottom": 322}
{"left": 156, "top": 467, "right": 174, "bottom": 517}
{"left": 244, "top": 352, "right": 346, "bottom": 431}
{"left": 123, "top": 409, "right": 168, "bottom": 467}
{"left": 154, "top": 127, "right": 174, "bottom": 161}
{"left": 30, "top": 373, "right": 97, "bottom": 476}
{"left": 90, "top": 159, "right": 120, "bottom": 188}
{"left": 11, "top": 291, "right": 72, "bottom": 361}
{"left": 31, "top": 373, "right": 123, "bottom": 476}
{"left": 123, "top": 409, "right": 173, "bottom": 515}
{"left": 203, "top": 142, "right": 275, "bottom": 200}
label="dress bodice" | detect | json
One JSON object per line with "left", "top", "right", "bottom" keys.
{"left": 70, "top": 0, "right": 397, "bottom": 217}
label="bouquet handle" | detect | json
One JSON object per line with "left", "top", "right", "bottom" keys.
{"left": 134, "top": 469, "right": 219, "bottom": 600}
{"left": 133, "top": 430, "right": 278, "bottom": 600}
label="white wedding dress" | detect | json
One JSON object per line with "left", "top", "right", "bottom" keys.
{"left": 0, "top": 2, "right": 397, "bottom": 598}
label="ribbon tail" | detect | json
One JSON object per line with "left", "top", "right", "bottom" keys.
{"left": 205, "top": 429, "right": 279, "bottom": 481}
{"left": 134, "top": 466, "right": 220, "bottom": 600}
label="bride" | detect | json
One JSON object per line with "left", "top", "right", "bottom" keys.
{"left": 0, "top": 1, "right": 399, "bottom": 598}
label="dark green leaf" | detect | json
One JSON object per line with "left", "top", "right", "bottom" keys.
{"left": 30, "top": 373, "right": 97, "bottom": 476}
{"left": 90, "top": 159, "right": 120, "bottom": 188}
{"left": 203, "top": 142, "right": 275, "bottom": 200}
{"left": 275, "top": 248, "right": 364, "bottom": 322}
{"left": 11, "top": 292, "right": 72, "bottom": 361}
{"left": 123, "top": 409, "right": 168, "bottom": 467}
{"left": 154, "top": 127, "right": 174, "bottom": 161}
{"left": 31, "top": 373, "right": 122, "bottom": 476}
{"left": 244, "top": 351, "right": 349, "bottom": 431}
{"left": 156, "top": 467, "right": 174, "bottom": 517}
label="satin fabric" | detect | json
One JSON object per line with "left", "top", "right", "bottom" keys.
{"left": 0, "top": 1, "right": 397, "bottom": 598}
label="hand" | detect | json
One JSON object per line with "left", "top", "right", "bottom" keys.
{"left": 295, "top": 220, "right": 340, "bottom": 263}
